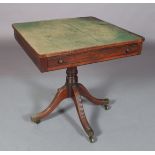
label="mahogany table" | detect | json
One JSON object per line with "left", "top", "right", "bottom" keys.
{"left": 12, "top": 16, "right": 144, "bottom": 143}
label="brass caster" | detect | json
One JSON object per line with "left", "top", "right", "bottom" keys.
{"left": 104, "top": 104, "right": 111, "bottom": 110}
{"left": 103, "top": 98, "right": 109, "bottom": 105}
{"left": 102, "top": 98, "right": 110, "bottom": 110}
{"left": 87, "top": 128, "right": 95, "bottom": 143}
{"left": 31, "top": 117, "right": 41, "bottom": 124}
{"left": 89, "top": 136, "right": 95, "bottom": 143}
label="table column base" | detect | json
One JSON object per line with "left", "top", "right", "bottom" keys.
{"left": 31, "top": 67, "right": 110, "bottom": 143}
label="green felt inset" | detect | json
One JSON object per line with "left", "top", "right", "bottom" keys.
{"left": 13, "top": 17, "right": 142, "bottom": 55}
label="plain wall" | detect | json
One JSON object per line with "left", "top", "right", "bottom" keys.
{"left": 0, "top": 3, "right": 155, "bottom": 150}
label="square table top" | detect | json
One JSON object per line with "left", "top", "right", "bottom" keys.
{"left": 12, "top": 16, "right": 143, "bottom": 57}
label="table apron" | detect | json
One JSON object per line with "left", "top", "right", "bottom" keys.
{"left": 47, "top": 43, "right": 142, "bottom": 71}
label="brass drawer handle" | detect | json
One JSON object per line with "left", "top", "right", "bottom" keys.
{"left": 125, "top": 48, "right": 130, "bottom": 54}
{"left": 58, "top": 58, "right": 64, "bottom": 64}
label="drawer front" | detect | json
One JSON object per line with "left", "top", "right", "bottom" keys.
{"left": 47, "top": 43, "right": 141, "bottom": 71}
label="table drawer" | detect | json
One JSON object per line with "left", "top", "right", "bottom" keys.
{"left": 47, "top": 43, "right": 141, "bottom": 71}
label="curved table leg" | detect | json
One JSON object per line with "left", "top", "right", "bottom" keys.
{"left": 72, "top": 85, "right": 95, "bottom": 143}
{"left": 31, "top": 85, "right": 68, "bottom": 123}
{"left": 78, "top": 83, "right": 110, "bottom": 109}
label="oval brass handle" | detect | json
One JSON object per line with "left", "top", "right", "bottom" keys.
{"left": 58, "top": 58, "right": 64, "bottom": 64}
